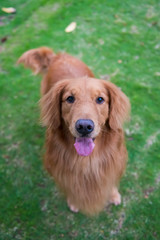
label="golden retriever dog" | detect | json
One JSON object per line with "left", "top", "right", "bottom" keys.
{"left": 18, "top": 47, "right": 130, "bottom": 215}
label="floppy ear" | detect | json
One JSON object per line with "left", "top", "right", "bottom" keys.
{"left": 40, "top": 80, "right": 69, "bottom": 130}
{"left": 104, "top": 81, "right": 130, "bottom": 130}
{"left": 17, "top": 47, "right": 55, "bottom": 75}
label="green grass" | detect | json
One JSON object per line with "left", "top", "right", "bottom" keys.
{"left": 0, "top": 0, "right": 160, "bottom": 239}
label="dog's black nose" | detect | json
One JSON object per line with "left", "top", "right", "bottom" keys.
{"left": 75, "top": 119, "right": 94, "bottom": 136}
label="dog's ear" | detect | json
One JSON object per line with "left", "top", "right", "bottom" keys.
{"left": 104, "top": 81, "right": 130, "bottom": 130}
{"left": 17, "top": 47, "right": 55, "bottom": 75}
{"left": 40, "top": 80, "right": 69, "bottom": 130}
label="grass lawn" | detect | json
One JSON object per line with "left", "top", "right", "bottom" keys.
{"left": 0, "top": 0, "right": 160, "bottom": 239}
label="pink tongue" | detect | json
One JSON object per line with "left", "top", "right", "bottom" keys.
{"left": 74, "top": 138, "right": 95, "bottom": 156}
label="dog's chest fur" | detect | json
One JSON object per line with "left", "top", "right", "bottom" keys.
{"left": 44, "top": 129, "right": 127, "bottom": 214}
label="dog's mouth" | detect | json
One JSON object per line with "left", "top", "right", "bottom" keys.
{"left": 74, "top": 137, "right": 95, "bottom": 156}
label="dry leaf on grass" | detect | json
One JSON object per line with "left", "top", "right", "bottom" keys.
{"left": 65, "top": 22, "right": 77, "bottom": 33}
{"left": 1, "top": 7, "right": 16, "bottom": 14}
{"left": 118, "top": 59, "right": 122, "bottom": 64}
{"left": 1, "top": 36, "right": 8, "bottom": 43}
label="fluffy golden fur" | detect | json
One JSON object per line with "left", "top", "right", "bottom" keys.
{"left": 18, "top": 47, "right": 130, "bottom": 215}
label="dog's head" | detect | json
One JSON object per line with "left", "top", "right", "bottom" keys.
{"left": 41, "top": 78, "right": 130, "bottom": 156}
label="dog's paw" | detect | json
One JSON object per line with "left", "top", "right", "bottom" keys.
{"left": 67, "top": 199, "right": 79, "bottom": 213}
{"left": 109, "top": 188, "right": 121, "bottom": 206}
{"left": 69, "top": 204, "right": 79, "bottom": 213}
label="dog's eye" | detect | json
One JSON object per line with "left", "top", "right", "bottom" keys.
{"left": 66, "top": 96, "right": 75, "bottom": 103}
{"left": 96, "top": 97, "right": 104, "bottom": 104}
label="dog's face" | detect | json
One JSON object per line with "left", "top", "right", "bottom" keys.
{"left": 61, "top": 79, "right": 109, "bottom": 139}
{"left": 41, "top": 78, "right": 130, "bottom": 156}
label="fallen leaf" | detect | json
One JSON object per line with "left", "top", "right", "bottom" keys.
{"left": 65, "top": 22, "right": 77, "bottom": 33}
{"left": 1, "top": 36, "right": 8, "bottom": 43}
{"left": 1, "top": 7, "right": 16, "bottom": 14}
{"left": 118, "top": 60, "right": 122, "bottom": 64}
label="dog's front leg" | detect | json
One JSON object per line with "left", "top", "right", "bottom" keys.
{"left": 109, "top": 187, "right": 121, "bottom": 206}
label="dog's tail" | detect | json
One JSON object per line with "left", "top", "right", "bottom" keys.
{"left": 17, "top": 47, "right": 55, "bottom": 75}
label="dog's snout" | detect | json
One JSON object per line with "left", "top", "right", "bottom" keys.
{"left": 75, "top": 119, "right": 94, "bottom": 136}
